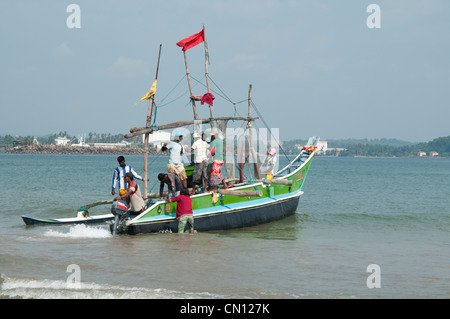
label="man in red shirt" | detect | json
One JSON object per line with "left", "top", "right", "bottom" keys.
{"left": 165, "top": 188, "right": 194, "bottom": 233}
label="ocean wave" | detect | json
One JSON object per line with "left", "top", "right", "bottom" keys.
{"left": 0, "top": 274, "right": 222, "bottom": 299}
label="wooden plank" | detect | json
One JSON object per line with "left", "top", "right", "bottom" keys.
{"left": 219, "top": 189, "right": 263, "bottom": 197}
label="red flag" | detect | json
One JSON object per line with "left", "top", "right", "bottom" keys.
{"left": 176, "top": 30, "right": 205, "bottom": 51}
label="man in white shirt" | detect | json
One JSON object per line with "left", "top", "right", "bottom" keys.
{"left": 190, "top": 132, "right": 210, "bottom": 194}
{"left": 261, "top": 148, "right": 278, "bottom": 174}
{"left": 162, "top": 132, "right": 187, "bottom": 188}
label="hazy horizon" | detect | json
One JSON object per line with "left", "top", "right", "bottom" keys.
{"left": 2, "top": 130, "right": 443, "bottom": 145}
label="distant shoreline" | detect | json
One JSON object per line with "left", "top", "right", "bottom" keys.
{"left": 4, "top": 144, "right": 162, "bottom": 155}
{"left": 2, "top": 144, "right": 448, "bottom": 159}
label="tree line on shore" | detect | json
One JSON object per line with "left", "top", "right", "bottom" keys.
{"left": 283, "top": 136, "right": 450, "bottom": 157}
{"left": 1, "top": 132, "right": 449, "bottom": 157}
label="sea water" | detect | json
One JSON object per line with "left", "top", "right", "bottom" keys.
{"left": 0, "top": 153, "right": 449, "bottom": 299}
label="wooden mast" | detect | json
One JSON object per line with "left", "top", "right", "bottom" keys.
{"left": 247, "top": 84, "right": 261, "bottom": 179}
{"left": 126, "top": 31, "right": 262, "bottom": 192}
{"left": 203, "top": 25, "right": 214, "bottom": 129}
{"left": 183, "top": 51, "right": 200, "bottom": 133}
{"left": 143, "top": 44, "right": 162, "bottom": 197}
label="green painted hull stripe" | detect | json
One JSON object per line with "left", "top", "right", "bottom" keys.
{"left": 134, "top": 187, "right": 304, "bottom": 223}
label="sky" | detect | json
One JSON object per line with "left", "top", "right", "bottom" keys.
{"left": 1, "top": 0, "right": 449, "bottom": 143}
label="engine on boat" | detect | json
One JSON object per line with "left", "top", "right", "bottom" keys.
{"left": 110, "top": 200, "right": 129, "bottom": 235}
{"left": 111, "top": 200, "right": 128, "bottom": 217}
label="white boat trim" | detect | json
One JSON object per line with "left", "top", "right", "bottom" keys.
{"left": 53, "top": 213, "right": 113, "bottom": 222}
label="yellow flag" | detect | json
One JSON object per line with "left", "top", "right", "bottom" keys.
{"left": 140, "top": 80, "right": 157, "bottom": 101}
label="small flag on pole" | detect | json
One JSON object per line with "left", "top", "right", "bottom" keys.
{"left": 140, "top": 80, "right": 157, "bottom": 101}
{"left": 176, "top": 30, "right": 205, "bottom": 51}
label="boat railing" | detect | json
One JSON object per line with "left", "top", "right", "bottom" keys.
{"left": 273, "top": 136, "right": 319, "bottom": 178}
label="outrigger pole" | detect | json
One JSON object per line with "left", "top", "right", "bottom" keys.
{"left": 125, "top": 116, "right": 259, "bottom": 139}
{"left": 143, "top": 44, "right": 162, "bottom": 197}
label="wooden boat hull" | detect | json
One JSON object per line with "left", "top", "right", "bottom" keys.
{"left": 124, "top": 190, "right": 301, "bottom": 235}
{"left": 21, "top": 214, "right": 114, "bottom": 226}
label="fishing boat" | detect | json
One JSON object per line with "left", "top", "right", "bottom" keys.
{"left": 112, "top": 141, "right": 317, "bottom": 235}
{"left": 21, "top": 200, "right": 115, "bottom": 226}
{"left": 111, "top": 27, "right": 319, "bottom": 235}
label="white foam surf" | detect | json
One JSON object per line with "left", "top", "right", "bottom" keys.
{"left": 0, "top": 274, "right": 223, "bottom": 299}
{"left": 43, "top": 224, "right": 112, "bottom": 239}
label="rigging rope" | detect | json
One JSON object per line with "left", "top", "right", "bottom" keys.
{"left": 145, "top": 71, "right": 290, "bottom": 164}
{"left": 156, "top": 74, "right": 191, "bottom": 108}
{"left": 250, "top": 100, "right": 291, "bottom": 162}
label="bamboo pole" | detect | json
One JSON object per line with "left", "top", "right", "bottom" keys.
{"left": 219, "top": 189, "right": 263, "bottom": 197}
{"left": 80, "top": 200, "right": 113, "bottom": 210}
{"left": 183, "top": 50, "right": 200, "bottom": 132}
{"left": 143, "top": 135, "right": 150, "bottom": 196}
{"left": 125, "top": 116, "right": 258, "bottom": 138}
{"left": 142, "top": 44, "right": 162, "bottom": 196}
{"left": 223, "top": 177, "right": 240, "bottom": 184}
{"left": 203, "top": 25, "right": 214, "bottom": 129}
{"left": 222, "top": 177, "right": 293, "bottom": 186}
{"left": 146, "top": 191, "right": 169, "bottom": 199}
{"left": 247, "top": 84, "right": 261, "bottom": 179}
{"left": 261, "top": 178, "right": 293, "bottom": 186}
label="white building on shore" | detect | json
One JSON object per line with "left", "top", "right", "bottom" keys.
{"left": 93, "top": 141, "right": 132, "bottom": 148}
{"left": 316, "top": 141, "right": 328, "bottom": 154}
{"left": 72, "top": 136, "right": 90, "bottom": 147}
{"left": 143, "top": 131, "right": 171, "bottom": 147}
{"left": 55, "top": 136, "right": 70, "bottom": 146}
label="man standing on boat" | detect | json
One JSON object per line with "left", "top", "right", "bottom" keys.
{"left": 162, "top": 132, "right": 188, "bottom": 188}
{"left": 260, "top": 148, "right": 277, "bottom": 174}
{"left": 190, "top": 132, "right": 209, "bottom": 194}
{"left": 208, "top": 131, "right": 229, "bottom": 192}
{"left": 114, "top": 172, "right": 145, "bottom": 216}
{"left": 111, "top": 156, "right": 147, "bottom": 196}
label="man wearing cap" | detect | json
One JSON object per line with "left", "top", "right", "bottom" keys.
{"left": 114, "top": 172, "right": 145, "bottom": 215}
{"left": 190, "top": 132, "right": 210, "bottom": 194}
{"left": 111, "top": 156, "right": 146, "bottom": 196}
{"left": 162, "top": 132, "right": 187, "bottom": 188}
